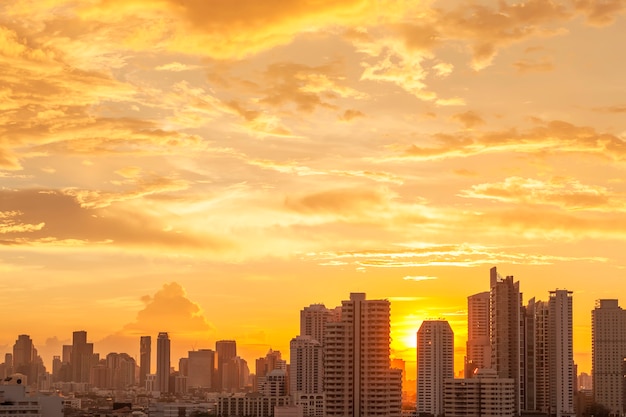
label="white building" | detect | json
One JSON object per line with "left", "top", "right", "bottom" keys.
{"left": 216, "top": 393, "right": 291, "bottom": 417}
{"left": 0, "top": 376, "right": 62, "bottom": 417}
{"left": 444, "top": 369, "right": 515, "bottom": 417}
{"left": 417, "top": 320, "right": 454, "bottom": 417}
{"left": 289, "top": 336, "right": 323, "bottom": 395}
{"left": 324, "top": 293, "right": 402, "bottom": 417}
{"left": 592, "top": 299, "right": 626, "bottom": 415}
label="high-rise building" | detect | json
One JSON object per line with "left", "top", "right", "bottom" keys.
{"left": 156, "top": 332, "right": 170, "bottom": 393}
{"left": 300, "top": 304, "right": 331, "bottom": 345}
{"left": 216, "top": 340, "right": 237, "bottom": 391}
{"left": 324, "top": 293, "right": 402, "bottom": 417}
{"left": 417, "top": 320, "right": 454, "bottom": 417}
{"left": 444, "top": 368, "right": 515, "bottom": 417}
{"left": 188, "top": 349, "right": 216, "bottom": 389}
{"left": 290, "top": 335, "right": 323, "bottom": 395}
{"left": 140, "top": 336, "right": 151, "bottom": 387}
{"left": 548, "top": 290, "right": 574, "bottom": 417}
{"left": 13, "top": 335, "right": 36, "bottom": 384}
{"left": 592, "top": 299, "right": 626, "bottom": 415}
{"left": 490, "top": 267, "right": 523, "bottom": 414}
{"left": 71, "top": 331, "right": 93, "bottom": 383}
{"left": 465, "top": 291, "right": 491, "bottom": 377}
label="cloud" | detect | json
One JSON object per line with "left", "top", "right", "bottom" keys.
{"left": 97, "top": 282, "right": 215, "bottom": 355}
{"left": 314, "top": 243, "right": 608, "bottom": 268}
{"left": 403, "top": 276, "right": 438, "bottom": 281}
{"left": 513, "top": 56, "right": 554, "bottom": 73}
{"left": 284, "top": 188, "right": 391, "bottom": 217}
{"left": 459, "top": 176, "right": 621, "bottom": 211}
{"left": 394, "top": 119, "right": 626, "bottom": 161}
{"left": 0, "top": 189, "right": 233, "bottom": 250}
{"left": 451, "top": 111, "right": 485, "bottom": 129}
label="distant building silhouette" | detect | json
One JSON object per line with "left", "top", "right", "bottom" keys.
{"left": 156, "top": 332, "right": 170, "bottom": 393}
{"left": 71, "top": 331, "right": 93, "bottom": 383}
{"left": 188, "top": 349, "right": 216, "bottom": 389}
{"left": 139, "top": 335, "right": 151, "bottom": 387}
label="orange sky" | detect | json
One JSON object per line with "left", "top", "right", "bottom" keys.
{"left": 1, "top": 0, "right": 626, "bottom": 379}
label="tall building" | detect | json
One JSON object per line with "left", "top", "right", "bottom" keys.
{"left": 290, "top": 335, "right": 323, "bottom": 395}
{"left": 324, "top": 293, "right": 402, "bottom": 417}
{"left": 592, "top": 299, "right": 626, "bottom": 415}
{"left": 188, "top": 349, "right": 216, "bottom": 389}
{"left": 71, "top": 331, "right": 93, "bottom": 383}
{"left": 156, "top": 332, "right": 170, "bottom": 393}
{"left": 216, "top": 340, "right": 237, "bottom": 391}
{"left": 300, "top": 304, "right": 331, "bottom": 345}
{"left": 490, "top": 267, "right": 523, "bottom": 414}
{"left": 417, "top": 320, "right": 454, "bottom": 417}
{"left": 548, "top": 290, "right": 574, "bottom": 417}
{"left": 139, "top": 336, "right": 151, "bottom": 387}
{"left": 465, "top": 291, "right": 491, "bottom": 377}
{"left": 13, "top": 335, "right": 36, "bottom": 384}
{"left": 444, "top": 368, "right": 515, "bottom": 417}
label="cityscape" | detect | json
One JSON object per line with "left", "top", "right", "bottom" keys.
{"left": 2, "top": 0, "right": 626, "bottom": 417}
{"left": 2, "top": 266, "right": 626, "bottom": 417}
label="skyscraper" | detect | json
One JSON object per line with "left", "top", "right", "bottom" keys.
{"left": 592, "top": 299, "right": 626, "bottom": 414}
{"left": 216, "top": 340, "right": 237, "bottom": 391}
{"left": 290, "top": 335, "right": 323, "bottom": 395}
{"left": 156, "top": 332, "right": 170, "bottom": 393}
{"left": 465, "top": 291, "right": 491, "bottom": 376}
{"left": 13, "top": 335, "right": 35, "bottom": 384}
{"left": 140, "top": 336, "right": 151, "bottom": 387}
{"left": 548, "top": 290, "right": 574, "bottom": 417}
{"left": 71, "top": 330, "right": 93, "bottom": 383}
{"left": 300, "top": 304, "right": 331, "bottom": 345}
{"left": 490, "top": 267, "right": 523, "bottom": 414}
{"left": 417, "top": 320, "right": 454, "bottom": 417}
{"left": 188, "top": 349, "right": 216, "bottom": 389}
{"left": 324, "top": 293, "right": 402, "bottom": 417}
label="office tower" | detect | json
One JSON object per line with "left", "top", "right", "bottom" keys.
{"left": 156, "top": 332, "right": 171, "bottom": 393}
{"left": 188, "top": 349, "right": 216, "bottom": 389}
{"left": 592, "top": 299, "right": 626, "bottom": 414}
{"left": 417, "top": 320, "right": 454, "bottom": 417}
{"left": 71, "top": 330, "right": 94, "bottom": 383}
{"left": 216, "top": 340, "right": 237, "bottom": 391}
{"left": 179, "top": 357, "right": 189, "bottom": 377}
{"left": 13, "top": 335, "right": 36, "bottom": 384}
{"left": 105, "top": 352, "right": 136, "bottom": 389}
{"left": 465, "top": 291, "right": 491, "bottom": 377}
{"left": 4, "top": 354, "right": 13, "bottom": 378}
{"left": 548, "top": 290, "right": 574, "bottom": 417}
{"left": 324, "top": 293, "right": 402, "bottom": 417}
{"left": 140, "top": 336, "right": 151, "bottom": 387}
{"left": 444, "top": 368, "right": 515, "bottom": 417}
{"left": 300, "top": 304, "right": 331, "bottom": 345}
{"left": 490, "top": 267, "right": 523, "bottom": 414}
{"left": 290, "top": 335, "right": 323, "bottom": 395}
{"left": 530, "top": 298, "right": 550, "bottom": 413}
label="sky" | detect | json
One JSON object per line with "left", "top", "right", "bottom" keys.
{"left": 1, "top": 0, "right": 626, "bottom": 378}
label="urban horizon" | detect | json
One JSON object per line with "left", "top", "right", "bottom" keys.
{"left": 0, "top": 266, "right": 612, "bottom": 378}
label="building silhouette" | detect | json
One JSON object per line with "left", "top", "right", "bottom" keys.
{"left": 324, "top": 292, "right": 402, "bottom": 417}
{"left": 71, "top": 331, "right": 93, "bottom": 383}
{"left": 417, "top": 320, "right": 454, "bottom": 417}
{"left": 188, "top": 349, "right": 216, "bottom": 389}
{"left": 156, "top": 332, "right": 170, "bottom": 393}
{"left": 139, "top": 336, "right": 151, "bottom": 387}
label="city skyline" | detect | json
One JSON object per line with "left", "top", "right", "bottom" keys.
{"left": 0, "top": 271, "right": 602, "bottom": 378}
{"left": 1, "top": 0, "right": 626, "bottom": 386}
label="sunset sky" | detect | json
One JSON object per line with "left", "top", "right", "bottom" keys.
{"left": 1, "top": 0, "right": 626, "bottom": 378}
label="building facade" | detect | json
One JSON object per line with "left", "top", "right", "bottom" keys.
{"left": 417, "top": 320, "right": 454, "bottom": 417}
{"left": 324, "top": 293, "right": 402, "bottom": 417}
